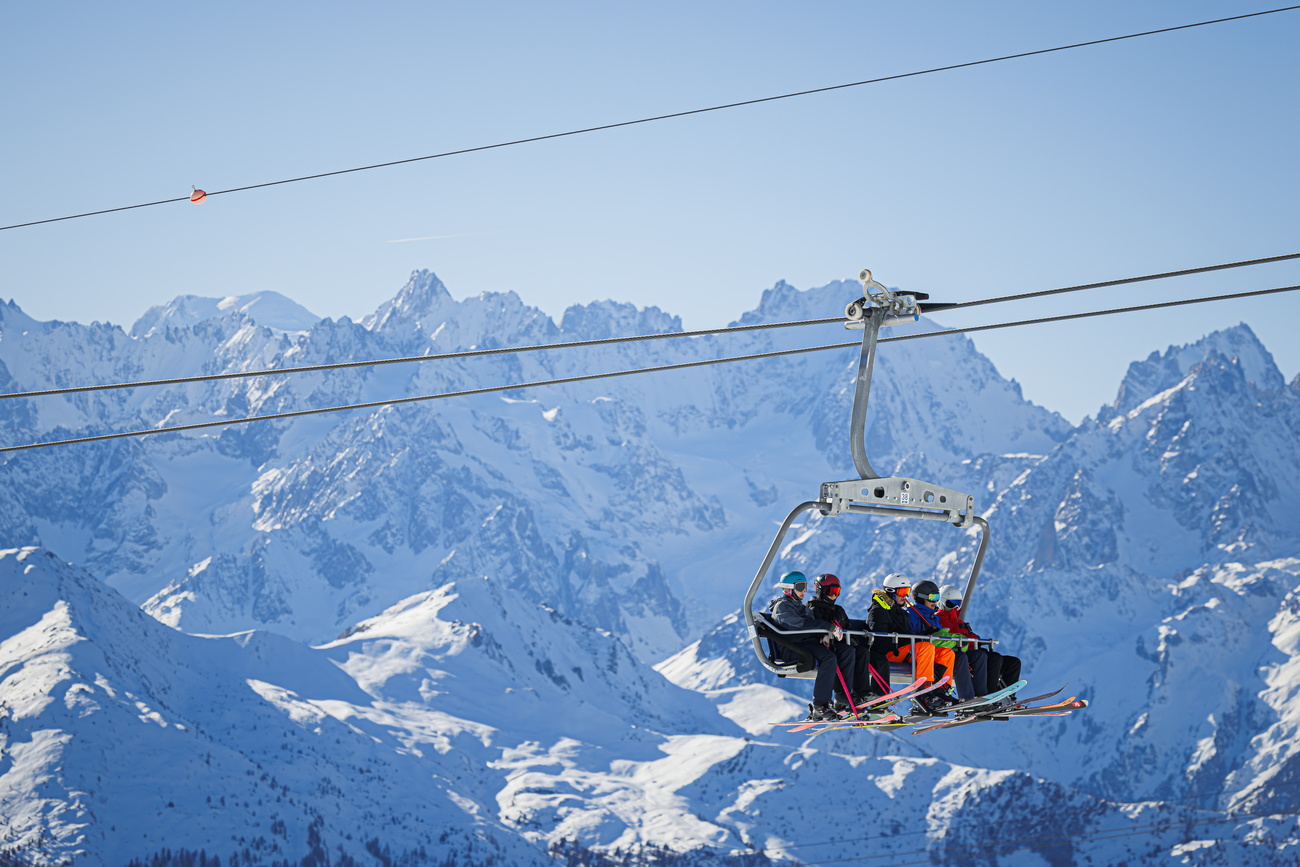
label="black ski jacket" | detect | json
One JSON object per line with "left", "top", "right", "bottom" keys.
{"left": 806, "top": 597, "right": 869, "bottom": 646}
{"left": 866, "top": 591, "right": 912, "bottom": 654}
{"left": 766, "top": 592, "right": 836, "bottom": 640}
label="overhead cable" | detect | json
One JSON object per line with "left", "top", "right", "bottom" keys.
{"left": 883, "top": 283, "right": 1300, "bottom": 344}
{"left": 3, "top": 251, "right": 1297, "bottom": 402}
{"left": 928, "top": 250, "right": 1300, "bottom": 313}
{"left": 3, "top": 282, "right": 1297, "bottom": 454}
{"left": 0, "top": 340, "right": 854, "bottom": 454}
{"left": 4, "top": 5, "right": 1299, "bottom": 232}
{"left": 0, "top": 315, "right": 841, "bottom": 401}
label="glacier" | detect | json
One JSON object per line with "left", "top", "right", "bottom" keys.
{"left": 0, "top": 272, "right": 1298, "bottom": 865}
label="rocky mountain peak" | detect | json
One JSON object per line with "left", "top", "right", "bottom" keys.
{"left": 559, "top": 299, "right": 681, "bottom": 339}
{"left": 1110, "top": 323, "right": 1283, "bottom": 414}
{"left": 732, "top": 277, "right": 859, "bottom": 326}
{"left": 360, "top": 269, "right": 455, "bottom": 335}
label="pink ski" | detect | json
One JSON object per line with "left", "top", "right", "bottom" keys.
{"left": 773, "top": 677, "right": 926, "bottom": 732}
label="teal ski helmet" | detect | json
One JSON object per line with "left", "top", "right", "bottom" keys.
{"left": 776, "top": 571, "right": 807, "bottom": 593}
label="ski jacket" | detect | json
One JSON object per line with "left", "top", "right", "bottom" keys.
{"left": 911, "top": 603, "right": 962, "bottom": 649}
{"left": 908, "top": 603, "right": 943, "bottom": 635}
{"left": 806, "top": 597, "right": 869, "bottom": 646}
{"left": 939, "top": 607, "right": 980, "bottom": 639}
{"left": 766, "top": 592, "right": 836, "bottom": 640}
{"left": 867, "top": 591, "right": 912, "bottom": 653}
{"left": 939, "top": 607, "right": 983, "bottom": 652}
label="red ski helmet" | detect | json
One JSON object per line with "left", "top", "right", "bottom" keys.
{"left": 813, "top": 573, "right": 841, "bottom": 600}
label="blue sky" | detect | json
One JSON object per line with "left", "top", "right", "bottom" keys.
{"left": 2, "top": 1, "right": 1298, "bottom": 422}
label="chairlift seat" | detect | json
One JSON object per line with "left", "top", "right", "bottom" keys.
{"left": 752, "top": 611, "right": 816, "bottom": 675}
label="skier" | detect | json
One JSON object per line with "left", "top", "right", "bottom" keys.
{"left": 937, "top": 584, "right": 989, "bottom": 697}
{"left": 938, "top": 584, "right": 1021, "bottom": 700}
{"left": 767, "top": 571, "right": 850, "bottom": 721}
{"left": 805, "top": 573, "right": 873, "bottom": 711}
{"left": 897, "top": 577, "right": 959, "bottom": 713}
{"left": 865, "top": 573, "right": 946, "bottom": 705}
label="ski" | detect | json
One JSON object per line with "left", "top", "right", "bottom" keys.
{"left": 972, "top": 684, "right": 1066, "bottom": 715}
{"left": 945, "top": 687, "right": 1075, "bottom": 725}
{"left": 911, "top": 696, "right": 1086, "bottom": 735}
{"left": 905, "top": 683, "right": 1063, "bottom": 732}
{"left": 916, "top": 706, "right": 1076, "bottom": 733}
{"left": 804, "top": 711, "right": 902, "bottom": 739}
{"left": 772, "top": 677, "right": 926, "bottom": 731}
{"left": 801, "top": 677, "right": 953, "bottom": 734}
{"left": 856, "top": 676, "right": 928, "bottom": 713}
{"left": 934, "top": 679, "right": 1029, "bottom": 716}
{"left": 993, "top": 698, "right": 1088, "bottom": 718}
{"left": 787, "top": 679, "right": 940, "bottom": 734}
{"left": 865, "top": 679, "right": 1029, "bottom": 731}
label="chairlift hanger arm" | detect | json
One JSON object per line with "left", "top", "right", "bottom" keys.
{"left": 743, "top": 266, "right": 994, "bottom": 685}
{"left": 844, "top": 270, "right": 928, "bottom": 481}
{"left": 842, "top": 268, "right": 991, "bottom": 615}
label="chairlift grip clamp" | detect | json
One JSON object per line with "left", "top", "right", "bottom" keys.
{"left": 845, "top": 268, "right": 923, "bottom": 328}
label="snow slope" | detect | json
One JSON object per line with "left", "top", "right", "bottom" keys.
{"left": 0, "top": 547, "right": 1235, "bottom": 866}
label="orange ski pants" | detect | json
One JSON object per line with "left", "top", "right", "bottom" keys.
{"left": 886, "top": 642, "right": 955, "bottom": 685}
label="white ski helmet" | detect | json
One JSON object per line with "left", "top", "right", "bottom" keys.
{"left": 939, "top": 584, "right": 963, "bottom": 608}
{"left": 883, "top": 573, "right": 912, "bottom": 592}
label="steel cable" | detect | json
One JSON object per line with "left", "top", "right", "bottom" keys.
{"left": 2, "top": 252, "right": 1297, "bottom": 402}
{"left": 3, "top": 282, "right": 1297, "bottom": 454}
{"left": 3, "top": 6, "right": 1297, "bottom": 232}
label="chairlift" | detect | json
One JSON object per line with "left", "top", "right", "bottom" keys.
{"left": 743, "top": 269, "right": 992, "bottom": 683}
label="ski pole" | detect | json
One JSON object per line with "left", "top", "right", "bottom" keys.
{"left": 834, "top": 664, "right": 859, "bottom": 716}
{"left": 868, "top": 663, "right": 891, "bottom": 694}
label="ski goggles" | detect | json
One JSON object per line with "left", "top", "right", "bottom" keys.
{"left": 891, "top": 587, "right": 910, "bottom": 596}
{"left": 919, "top": 592, "right": 941, "bottom": 603}
{"left": 944, "top": 599, "right": 962, "bottom": 608}
{"left": 789, "top": 581, "right": 807, "bottom": 592}
{"left": 824, "top": 586, "right": 840, "bottom": 599}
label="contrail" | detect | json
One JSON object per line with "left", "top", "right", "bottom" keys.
{"left": 386, "top": 232, "right": 486, "bottom": 243}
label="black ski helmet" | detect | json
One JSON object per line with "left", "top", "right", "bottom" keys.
{"left": 912, "top": 579, "right": 941, "bottom": 603}
{"left": 813, "top": 573, "right": 841, "bottom": 600}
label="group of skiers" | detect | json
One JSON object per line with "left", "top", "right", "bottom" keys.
{"left": 767, "top": 570, "right": 1022, "bottom": 721}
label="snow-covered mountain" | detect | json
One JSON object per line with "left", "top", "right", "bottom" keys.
{"left": 130, "top": 291, "right": 322, "bottom": 338}
{"left": 1, "top": 272, "right": 1298, "bottom": 865}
